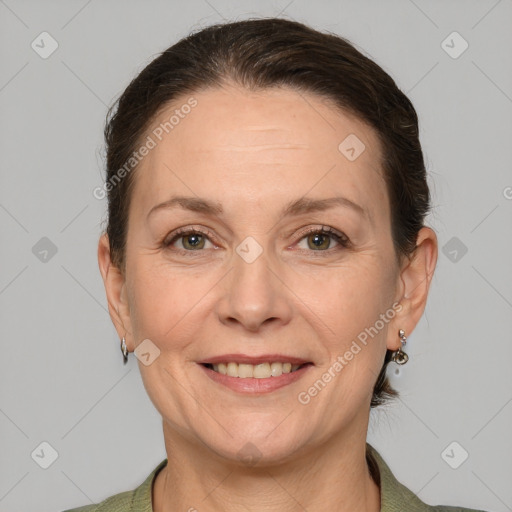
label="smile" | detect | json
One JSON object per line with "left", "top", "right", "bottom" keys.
{"left": 198, "top": 359, "right": 314, "bottom": 394}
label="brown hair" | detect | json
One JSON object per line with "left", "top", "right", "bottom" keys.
{"left": 103, "top": 17, "right": 431, "bottom": 407}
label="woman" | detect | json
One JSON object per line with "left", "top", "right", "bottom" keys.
{"left": 64, "top": 17, "right": 487, "bottom": 512}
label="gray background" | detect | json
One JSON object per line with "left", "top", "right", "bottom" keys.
{"left": 1, "top": 0, "right": 511, "bottom": 511}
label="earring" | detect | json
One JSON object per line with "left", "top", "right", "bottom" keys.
{"left": 120, "top": 336, "right": 128, "bottom": 364}
{"left": 391, "top": 329, "right": 408, "bottom": 365}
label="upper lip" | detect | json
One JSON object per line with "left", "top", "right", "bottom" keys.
{"left": 198, "top": 354, "right": 312, "bottom": 365}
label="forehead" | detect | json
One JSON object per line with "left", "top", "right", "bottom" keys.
{"left": 133, "top": 85, "right": 387, "bottom": 220}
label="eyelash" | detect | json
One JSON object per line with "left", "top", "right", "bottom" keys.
{"left": 297, "top": 225, "right": 350, "bottom": 251}
{"left": 162, "top": 225, "right": 350, "bottom": 256}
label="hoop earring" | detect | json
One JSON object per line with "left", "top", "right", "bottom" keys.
{"left": 120, "top": 336, "right": 128, "bottom": 365}
{"left": 391, "top": 329, "right": 408, "bottom": 365}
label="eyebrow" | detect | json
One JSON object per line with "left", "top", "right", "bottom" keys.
{"left": 147, "top": 195, "right": 369, "bottom": 220}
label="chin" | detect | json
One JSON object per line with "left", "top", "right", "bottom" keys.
{"left": 195, "top": 420, "right": 310, "bottom": 467}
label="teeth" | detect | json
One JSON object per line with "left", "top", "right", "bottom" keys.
{"left": 227, "top": 362, "right": 238, "bottom": 377}
{"left": 253, "top": 363, "right": 270, "bottom": 378}
{"left": 210, "top": 362, "right": 303, "bottom": 378}
{"left": 238, "top": 364, "right": 253, "bottom": 378}
{"left": 270, "top": 362, "right": 283, "bottom": 377}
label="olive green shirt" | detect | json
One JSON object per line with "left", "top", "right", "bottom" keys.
{"left": 62, "top": 443, "right": 487, "bottom": 512}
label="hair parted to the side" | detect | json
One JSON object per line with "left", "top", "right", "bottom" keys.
{"left": 103, "top": 17, "right": 431, "bottom": 408}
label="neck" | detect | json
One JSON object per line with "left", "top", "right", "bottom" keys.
{"left": 153, "top": 423, "right": 380, "bottom": 512}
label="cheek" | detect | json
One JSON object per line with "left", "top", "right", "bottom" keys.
{"left": 127, "top": 259, "right": 219, "bottom": 342}
{"left": 301, "top": 258, "right": 395, "bottom": 394}
{"left": 127, "top": 262, "right": 181, "bottom": 339}
{"left": 304, "top": 258, "right": 394, "bottom": 340}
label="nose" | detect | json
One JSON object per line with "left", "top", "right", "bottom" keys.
{"left": 215, "top": 249, "right": 293, "bottom": 333}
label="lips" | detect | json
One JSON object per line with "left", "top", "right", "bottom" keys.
{"left": 197, "top": 353, "right": 314, "bottom": 393}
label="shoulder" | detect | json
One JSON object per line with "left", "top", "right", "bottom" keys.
{"left": 430, "top": 507, "right": 487, "bottom": 512}
{"left": 61, "top": 490, "right": 134, "bottom": 512}
{"left": 61, "top": 459, "right": 168, "bottom": 512}
{"left": 366, "top": 443, "right": 489, "bottom": 512}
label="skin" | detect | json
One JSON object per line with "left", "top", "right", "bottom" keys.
{"left": 98, "top": 83, "right": 437, "bottom": 512}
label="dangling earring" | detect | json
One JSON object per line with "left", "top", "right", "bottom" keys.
{"left": 391, "top": 329, "right": 408, "bottom": 365}
{"left": 120, "top": 336, "right": 128, "bottom": 365}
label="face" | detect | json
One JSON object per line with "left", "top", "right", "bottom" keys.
{"left": 102, "top": 84, "right": 421, "bottom": 464}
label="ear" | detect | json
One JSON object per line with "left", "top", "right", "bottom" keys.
{"left": 387, "top": 226, "right": 438, "bottom": 351}
{"left": 97, "top": 233, "right": 134, "bottom": 351}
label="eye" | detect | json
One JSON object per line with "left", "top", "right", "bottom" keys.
{"left": 295, "top": 226, "right": 350, "bottom": 252}
{"left": 163, "top": 227, "right": 216, "bottom": 252}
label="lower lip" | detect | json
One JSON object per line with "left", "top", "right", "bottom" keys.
{"left": 199, "top": 364, "right": 313, "bottom": 394}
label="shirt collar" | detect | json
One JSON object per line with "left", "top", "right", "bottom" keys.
{"left": 366, "top": 442, "right": 432, "bottom": 511}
